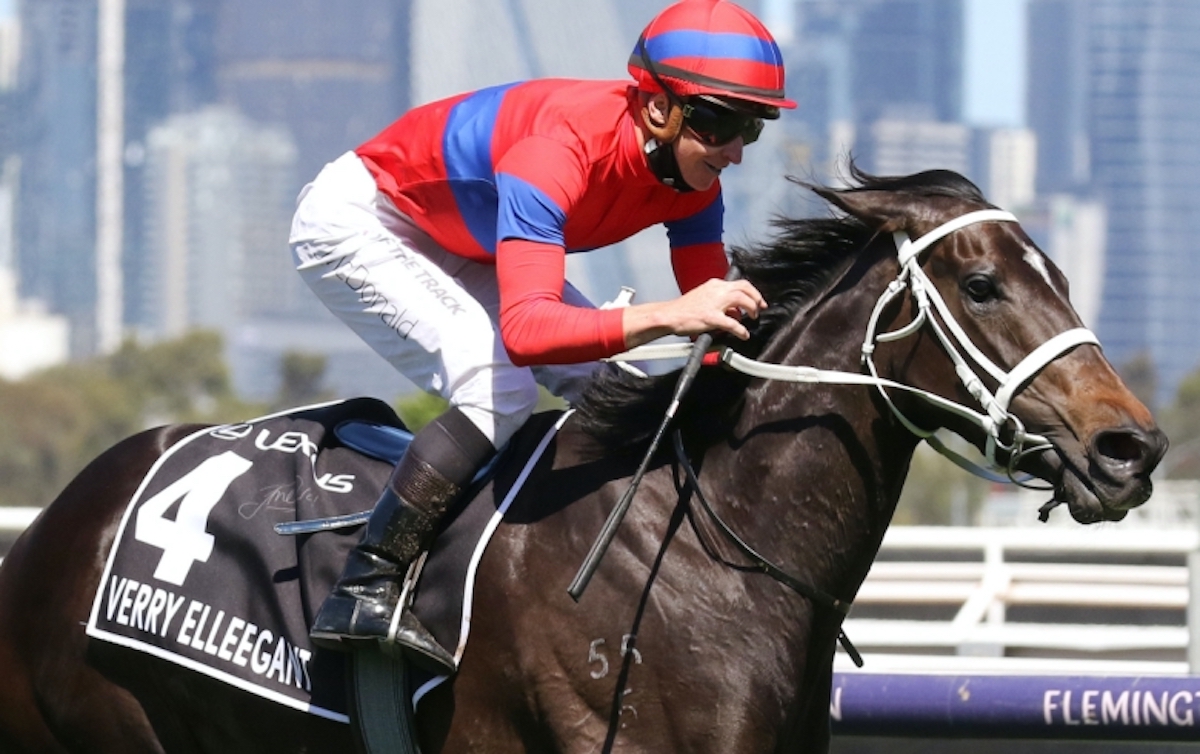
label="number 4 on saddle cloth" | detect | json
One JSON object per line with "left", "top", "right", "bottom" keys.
{"left": 84, "top": 396, "right": 544, "bottom": 725}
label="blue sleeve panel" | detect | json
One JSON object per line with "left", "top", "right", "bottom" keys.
{"left": 496, "top": 172, "right": 568, "bottom": 248}
{"left": 442, "top": 82, "right": 519, "bottom": 254}
{"left": 665, "top": 191, "right": 724, "bottom": 249}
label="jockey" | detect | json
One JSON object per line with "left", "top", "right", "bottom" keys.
{"left": 291, "top": 0, "right": 794, "bottom": 675}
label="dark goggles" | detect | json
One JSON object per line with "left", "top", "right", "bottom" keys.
{"left": 681, "top": 97, "right": 765, "bottom": 147}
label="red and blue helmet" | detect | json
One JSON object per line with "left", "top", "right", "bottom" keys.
{"left": 628, "top": 0, "right": 796, "bottom": 112}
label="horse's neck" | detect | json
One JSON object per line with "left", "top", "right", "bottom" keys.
{"left": 703, "top": 253, "right": 919, "bottom": 596}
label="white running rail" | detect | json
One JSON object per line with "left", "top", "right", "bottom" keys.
{"left": 839, "top": 526, "right": 1198, "bottom": 676}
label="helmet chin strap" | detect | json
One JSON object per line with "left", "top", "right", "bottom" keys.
{"left": 640, "top": 104, "right": 693, "bottom": 192}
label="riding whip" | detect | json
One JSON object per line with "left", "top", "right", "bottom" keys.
{"left": 567, "top": 266, "right": 740, "bottom": 601}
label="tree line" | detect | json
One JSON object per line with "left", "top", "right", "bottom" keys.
{"left": 0, "top": 337, "right": 1193, "bottom": 523}
{"left": 0, "top": 331, "right": 445, "bottom": 508}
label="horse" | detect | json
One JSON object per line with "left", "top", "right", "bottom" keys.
{"left": 0, "top": 167, "right": 1166, "bottom": 753}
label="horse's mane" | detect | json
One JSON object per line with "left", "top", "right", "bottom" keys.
{"left": 571, "top": 166, "right": 986, "bottom": 453}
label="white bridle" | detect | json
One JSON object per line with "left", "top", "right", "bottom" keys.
{"left": 607, "top": 209, "right": 1100, "bottom": 485}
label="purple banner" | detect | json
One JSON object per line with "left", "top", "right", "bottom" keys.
{"left": 831, "top": 673, "right": 1200, "bottom": 740}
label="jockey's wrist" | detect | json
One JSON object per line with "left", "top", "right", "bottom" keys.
{"left": 620, "top": 302, "right": 675, "bottom": 349}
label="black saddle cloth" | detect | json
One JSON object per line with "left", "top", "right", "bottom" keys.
{"left": 86, "top": 397, "right": 563, "bottom": 721}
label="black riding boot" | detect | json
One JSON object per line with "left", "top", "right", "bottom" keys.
{"left": 310, "top": 455, "right": 459, "bottom": 674}
{"left": 310, "top": 407, "right": 494, "bottom": 676}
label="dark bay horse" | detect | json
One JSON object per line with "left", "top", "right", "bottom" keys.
{"left": 0, "top": 168, "right": 1166, "bottom": 753}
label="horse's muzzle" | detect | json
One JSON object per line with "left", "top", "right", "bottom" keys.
{"left": 1089, "top": 425, "right": 1168, "bottom": 508}
{"left": 1055, "top": 423, "right": 1168, "bottom": 523}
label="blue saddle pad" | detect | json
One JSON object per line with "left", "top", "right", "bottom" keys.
{"left": 334, "top": 420, "right": 501, "bottom": 484}
{"left": 334, "top": 420, "right": 413, "bottom": 465}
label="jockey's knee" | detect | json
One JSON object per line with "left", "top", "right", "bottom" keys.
{"left": 455, "top": 377, "right": 539, "bottom": 450}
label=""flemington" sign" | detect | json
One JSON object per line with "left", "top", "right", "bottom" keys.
{"left": 830, "top": 673, "right": 1200, "bottom": 741}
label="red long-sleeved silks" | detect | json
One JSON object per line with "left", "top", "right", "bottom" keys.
{"left": 355, "top": 78, "right": 729, "bottom": 364}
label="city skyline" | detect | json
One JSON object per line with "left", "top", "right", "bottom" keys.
{"left": 2, "top": 0, "right": 1198, "bottom": 410}
{"left": 0, "top": 0, "right": 1028, "bottom": 124}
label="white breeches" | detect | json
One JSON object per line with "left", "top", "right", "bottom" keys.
{"left": 289, "top": 151, "right": 600, "bottom": 447}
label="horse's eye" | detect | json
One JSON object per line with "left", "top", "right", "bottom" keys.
{"left": 963, "top": 274, "right": 996, "bottom": 303}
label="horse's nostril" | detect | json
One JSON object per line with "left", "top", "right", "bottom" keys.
{"left": 1094, "top": 427, "right": 1168, "bottom": 471}
{"left": 1096, "top": 431, "right": 1145, "bottom": 463}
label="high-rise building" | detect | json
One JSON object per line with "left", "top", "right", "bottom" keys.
{"left": 972, "top": 127, "right": 1038, "bottom": 211}
{"left": 0, "top": 9, "right": 68, "bottom": 379}
{"left": 215, "top": 0, "right": 411, "bottom": 185}
{"left": 0, "top": 10, "right": 18, "bottom": 159}
{"left": 15, "top": 0, "right": 99, "bottom": 356}
{"left": 868, "top": 116, "right": 971, "bottom": 177}
{"left": 848, "top": 0, "right": 963, "bottom": 126}
{"left": 13, "top": 0, "right": 218, "bottom": 356}
{"left": 122, "top": 0, "right": 220, "bottom": 333}
{"left": 1027, "top": 0, "right": 1091, "bottom": 195}
{"left": 10, "top": 0, "right": 418, "bottom": 398}
{"left": 139, "top": 107, "right": 297, "bottom": 337}
{"left": 0, "top": 12, "right": 21, "bottom": 273}
{"left": 1027, "top": 0, "right": 1200, "bottom": 406}
{"left": 776, "top": 0, "right": 964, "bottom": 184}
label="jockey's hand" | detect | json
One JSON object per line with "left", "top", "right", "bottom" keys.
{"left": 621, "top": 278, "right": 767, "bottom": 349}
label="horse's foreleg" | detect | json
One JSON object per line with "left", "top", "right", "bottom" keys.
{"left": 802, "top": 664, "right": 833, "bottom": 754}
{"left": 785, "top": 621, "right": 837, "bottom": 754}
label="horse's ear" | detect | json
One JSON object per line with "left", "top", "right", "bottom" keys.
{"left": 810, "top": 186, "right": 915, "bottom": 235}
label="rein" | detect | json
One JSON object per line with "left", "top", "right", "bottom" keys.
{"left": 671, "top": 430, "right": 864, "bottom": 667}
